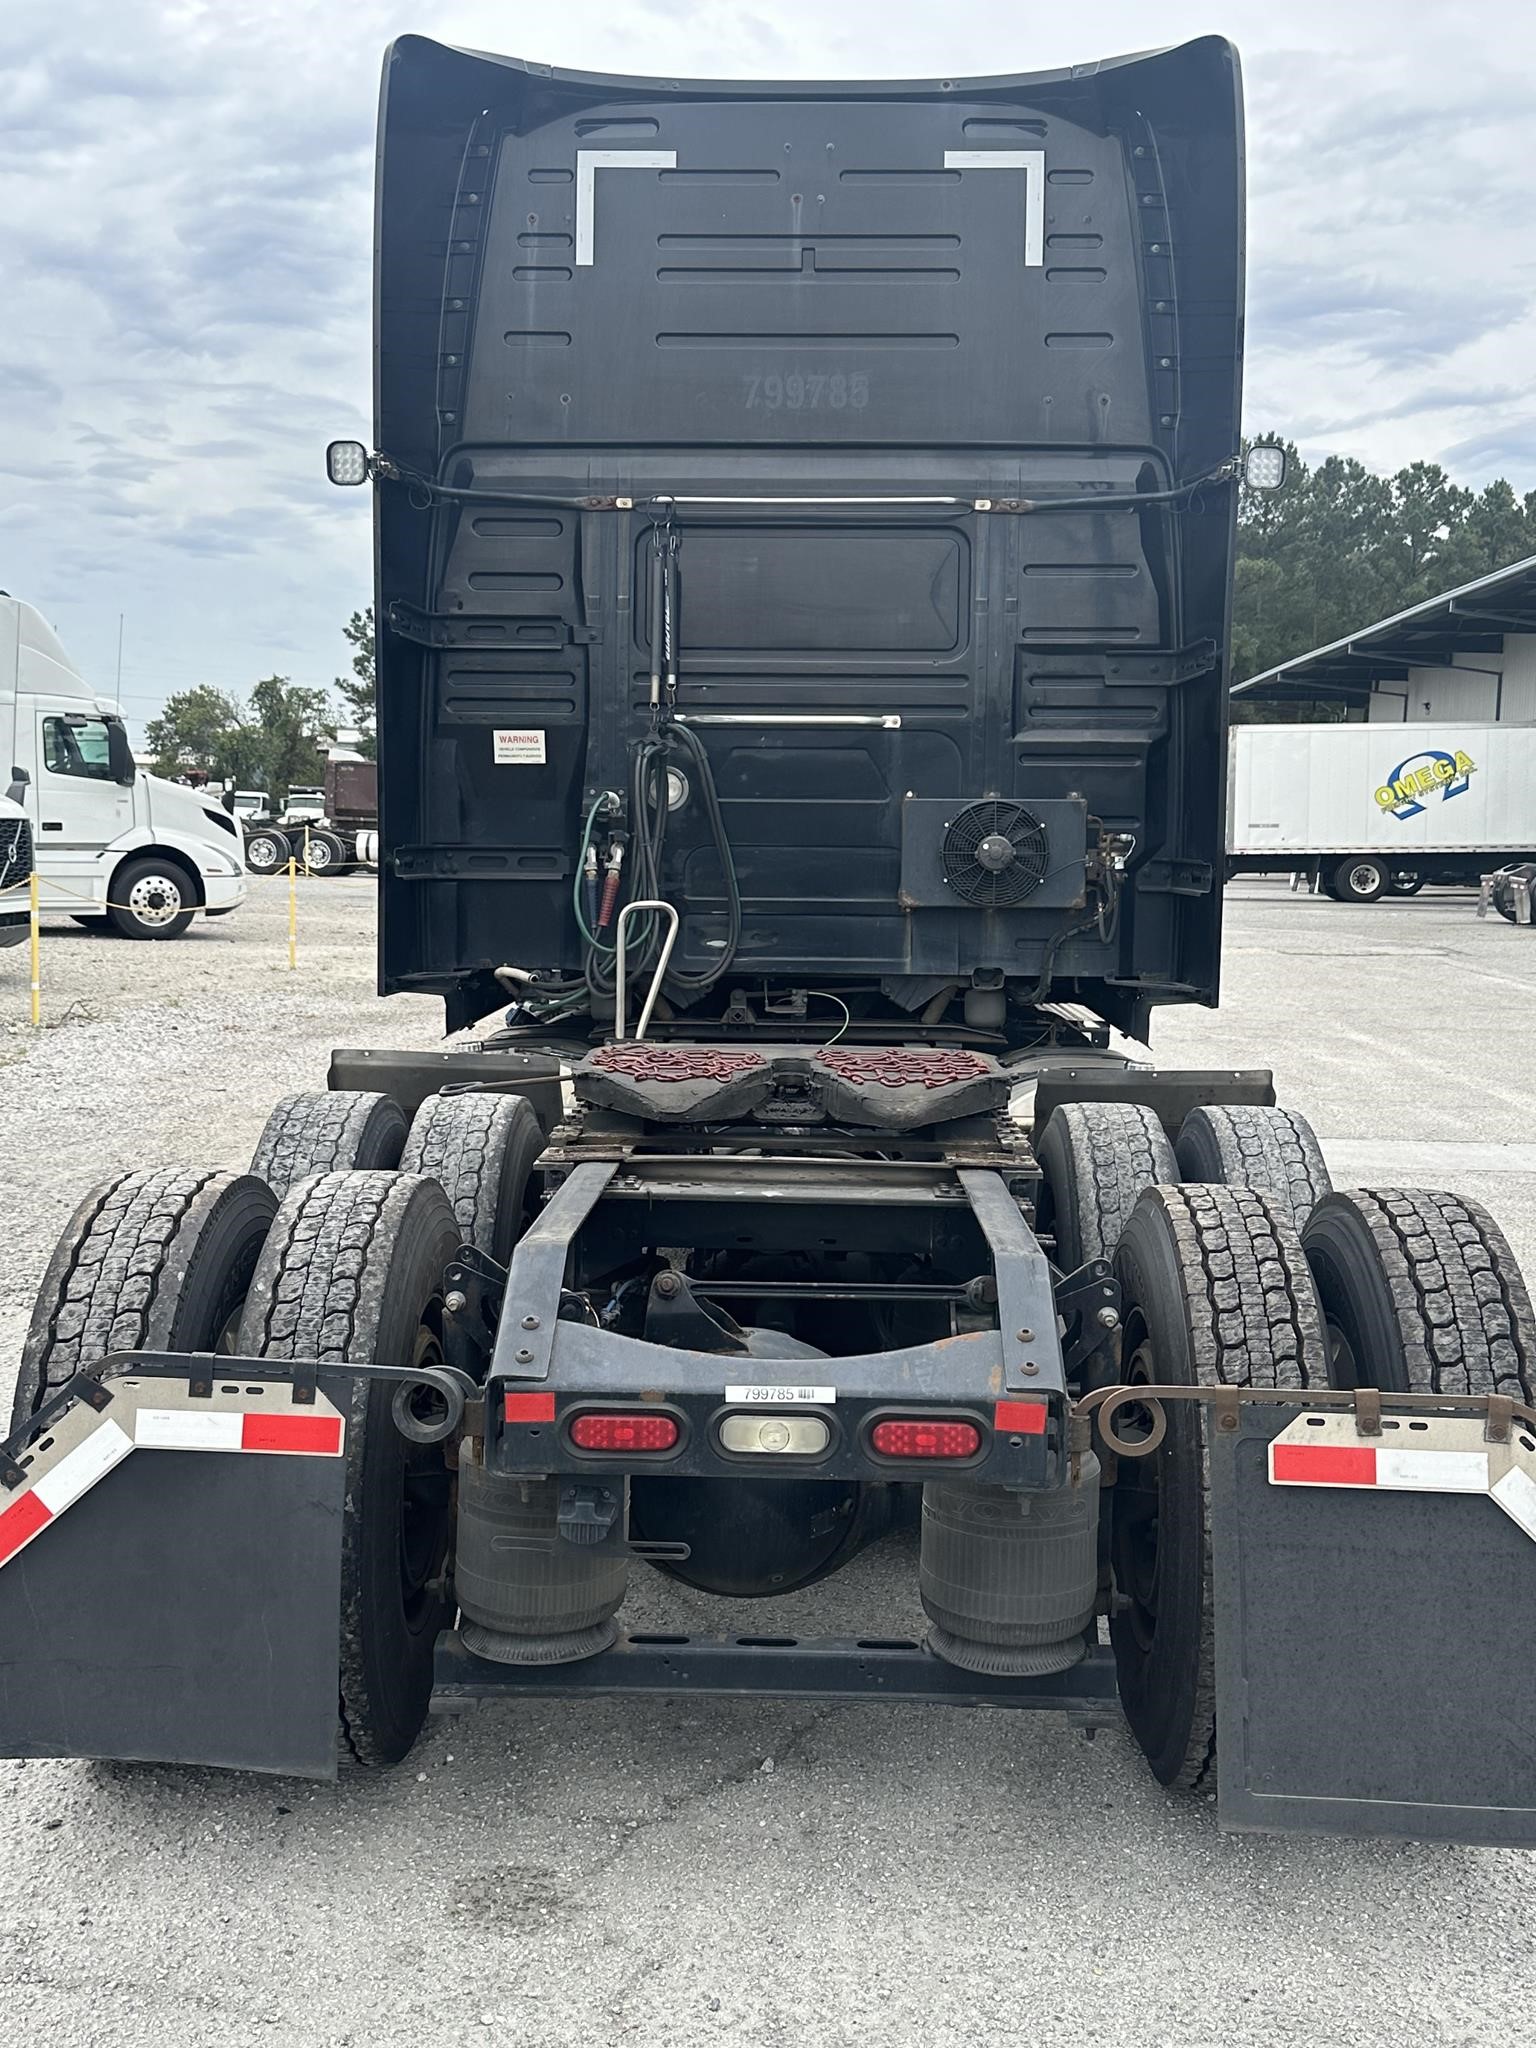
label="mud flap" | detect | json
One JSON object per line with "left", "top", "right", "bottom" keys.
{"left": 1210, "top": 1406, "right": 1536, "bottom": 1846}
{"left": 0, "top": 1372, "right": 349, "bottom": 1778}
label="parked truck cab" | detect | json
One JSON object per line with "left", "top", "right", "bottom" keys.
{"left": 0, "top": 788, "right": 32, "bottom": 949}
{"left": 0, "top": 595, "right": 248, "bottom": 937}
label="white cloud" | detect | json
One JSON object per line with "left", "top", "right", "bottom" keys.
{"left": 2, "top": 0, "right": 1533, "bottom": 731}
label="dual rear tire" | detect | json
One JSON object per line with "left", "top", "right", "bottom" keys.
{"left": 17, "top": 1088, "right": 549, "bottom": 1770}
{"left": 1039, "top": 1098, "right": 1533, "bottom": 1795}
{"left": 1103, "top": 1179, "right": 1535, "bottom": 1791}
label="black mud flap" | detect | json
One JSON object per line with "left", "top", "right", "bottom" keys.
{"left": 0, "top": 1373, "right": 348, "bottom": 1778}
{"left": 1210, "top": 1405, "right": 1536, "bottom": 1846}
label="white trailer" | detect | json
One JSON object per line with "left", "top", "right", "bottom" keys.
{"left": 1227, "top": 721, "right": 1536, "bottom": 901}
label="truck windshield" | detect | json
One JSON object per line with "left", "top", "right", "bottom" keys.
{"left": 43, "top": 716, "right": 114, "bottom": 781}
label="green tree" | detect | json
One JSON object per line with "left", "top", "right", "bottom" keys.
{"left": 144, "top": 686, "right": 248, "bottom": 781}
{"left": 335, "top": 607, "right": 376, "bottom": 759}
{"left": 249, "top": 675, "right": 336, "bottom": 799}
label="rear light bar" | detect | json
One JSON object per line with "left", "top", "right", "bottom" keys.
{"left": 870, "top": 1418, "right": 982, "bottom": 1461}
{"left": 569, "top": 1411, "right": 680, "bottom": 1454}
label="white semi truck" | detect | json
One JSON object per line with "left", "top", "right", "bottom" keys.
{"left": 0, "top": 595, "right": 248, "bottom": 937}
{"left": 0, "top": 788, "right": 32, "bottom": 949}
{"left": 1227, "top": 721, "right": 1536, "bottom": 901}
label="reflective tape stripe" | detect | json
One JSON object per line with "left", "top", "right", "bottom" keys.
{"left": 133, "top": 1409, "right": 343, "bottom": 1456}
{"left": 240, "top": 1412, "right": 342, "bottom": 1456}
{"left": 1491, "top": 1465, "right": 1536, "bottom": 1541}
{"left": 136, "top": 1409, "right": 244, "bottom": 1452}
{"left": 1377, "top": 1447, "right": 1487, "bottom": 1492}
{"left": 1271, "top": 1442, "right": 1376, "bottom": 1486}
{"left": 30, "top": 1418, "right": 134, "bottom": 1513}
{"left": 0, "top": 1488, "right": 51, "bottom": 1567}
{"left": 1271, "top": 1441, "right": 1490, "bottom": 1491}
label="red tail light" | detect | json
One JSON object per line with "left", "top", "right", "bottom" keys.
{"left": 569, "top": 1411, "right": 680, "bottom": 1454}
{"left": 870, "top": 1418, "right": 981, "bottom": 1460}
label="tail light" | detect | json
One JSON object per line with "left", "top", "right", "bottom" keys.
{"left": 569, "top": 1411, "right": 680, "bottom": 1454}
{"left": 870, "top": 1418, "right": 982, "bottom": 1461}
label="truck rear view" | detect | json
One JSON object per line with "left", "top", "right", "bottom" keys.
{"left": 5, "top": 36, "right": 1536, "bottom": 1852}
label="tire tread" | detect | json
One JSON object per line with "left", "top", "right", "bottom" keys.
{"left": 1115, "top": 1183, "right": 1326, "bottom": 1791}
{"left": 1040, "top": 1100, "right": 1177, "bottom": 1268}
{"left": 20, "top": 1167, "right": 225, "bottom": 1416}
{"left": 1309, "top": 1187, "right": 1534, "bottom": 1401}
{"left": 250, "top": 1091, "right": 406, "bottom": 1199}
{"left": 1176, "top": 1104, "right": 1331, "bottom": 1234}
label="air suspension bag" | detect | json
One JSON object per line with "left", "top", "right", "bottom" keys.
{"left": 455, "top": 1446, "right": 627, "bottom": 1664}
{"left": 920, "top": 1456, "right": 1100, "bottom": 1675}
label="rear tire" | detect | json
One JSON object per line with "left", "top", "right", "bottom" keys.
{"left": 1174, "top": 1104, "right": 1331, "bottom": 1232}
{"left": 1110, "top": 1184, "right": 1327, "bottom": 1788}
{"left": 237, "top": 1171, "right": 461, "bottom": 1768}
{"left": 250, "top": 1090, "right": 408, "bottom": 1198}
{"left": 303, "top": 829, "right": 347, "bottom": 875}
{"left": 243, "top": 829, "right": 289, "bottom": 876}
{"left": 1037, "top": 1101, "right": 1177, "bottom": 1272}
{"left": 12, "top": 1168, "right": 277, "bottom": 1431}
{"left": 107, "top": 856, "right": 197, "bottom": 939}
{"left": 400, "top": 1092, "right": 545, "bottom": 1262}
{"left": 1332, "top": 856, "right": 1387, "bottom": 904}
{"left": 1303, "top": 1188, "right": 1535, "bottom": 1400}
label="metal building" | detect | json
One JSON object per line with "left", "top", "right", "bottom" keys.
{"left": 1233, "top": 554, "right": 1536, "bottom": 723}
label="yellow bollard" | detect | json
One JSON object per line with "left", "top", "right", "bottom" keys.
{"left": 288, "top": 856, "right": 298, "bottom": 971}
{"left": 29, "top": 870, "right": 40, "bottom": 1027}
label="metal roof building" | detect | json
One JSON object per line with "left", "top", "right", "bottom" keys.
{"left": 1232, "top": 553, "right": 1536, "bottom": 723}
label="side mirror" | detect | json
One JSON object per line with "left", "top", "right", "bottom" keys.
{"left": 326, "top": 440, "right": 370, "bottom": 487}
{"left": 106, "top": 721, "right": 137, "bottom": 786}
{"left": 1243, "top": 444, "right": 1288, "bottom": 492}
{"left": 6, "top": 766, "right": 27, "bottom": 806}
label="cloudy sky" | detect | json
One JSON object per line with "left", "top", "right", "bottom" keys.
{"left": 2, "top": 0, "right": 1532, "bottom": 738}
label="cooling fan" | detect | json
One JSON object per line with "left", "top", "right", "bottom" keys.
{"left": 939, "top": 800, "right": 1051, "bottom": 908}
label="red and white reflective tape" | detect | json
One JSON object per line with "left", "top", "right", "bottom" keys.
{"left": 0, "top": 1384, "right": 344, "bottom": 1574}
{"left": 133, "top": 1408, "right": 342, "bottom": 1456}
{"left": 1269, "top": 1412, "right": 1536, "bottom": 1543}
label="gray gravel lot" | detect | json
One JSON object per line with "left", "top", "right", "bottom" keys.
{"left": 1, "top": 877, "right": 1532, "bottom": 2048}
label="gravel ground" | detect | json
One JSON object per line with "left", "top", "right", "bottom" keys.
{"left": 1, "top": 877, "right": 1533, "bottom": 2048}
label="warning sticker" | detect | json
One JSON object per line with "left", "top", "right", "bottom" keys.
{"left": 493, "top": 728, "right": 546, "bottom": 765}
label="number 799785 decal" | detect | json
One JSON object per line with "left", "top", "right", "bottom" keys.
{"left": 744, "top": 372, "right": 870, "bottom": 411}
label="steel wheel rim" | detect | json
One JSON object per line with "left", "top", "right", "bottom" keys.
{"left": 128, "top": 874, "right": 184, "bottom": 926}
{"left": 1348, "top": 865, "right": 1377, "bottom": 896}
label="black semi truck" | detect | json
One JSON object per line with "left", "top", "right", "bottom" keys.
{"left": 5, "top": 35, "right": 1536, "bottom": 1845}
